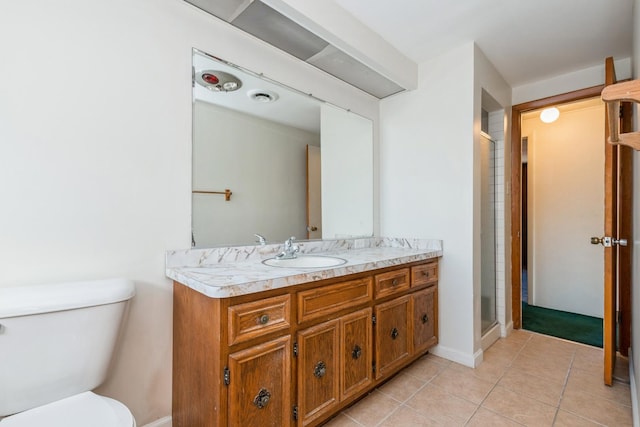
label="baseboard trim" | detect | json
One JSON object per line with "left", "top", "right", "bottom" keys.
{"left": 629, "top": 348, "right": 639, "bottom": 427}
{"left": 430, "top": 344, "right": 482, "bottom": 368}
{"left": 481, "top": 324, "right": 501, "bottom": 350}
{"left": 501, "top": 320, "right": 513, "bottom": 337}
{"left": 141, "top": 416, "right": 172, "bottom": 427}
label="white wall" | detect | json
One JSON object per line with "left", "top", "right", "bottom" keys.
{"left": 380, "top": 43, "right": 511, "bottom": 365}
{"left": 0, "top": 1, "right": 378, "bottom": 424}
{"left": 380, "top": 43, "right": 476, "bottom": 364}
{"left": 522, "top": 102, "right": 605, "bottom": 318}
{"left": 512, "top": 58, "right": 632, "bottom": 105}
{"left": 192, "top": 101, "right": 319, "bottom": 247}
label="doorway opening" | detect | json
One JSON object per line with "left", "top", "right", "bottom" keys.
{"left": 518, "top": 97, "right": 605, "bottom": 347}
{"left": 511, "top": 86, "right": 608, "bottom": 336}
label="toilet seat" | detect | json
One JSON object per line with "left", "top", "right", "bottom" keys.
{"left": 0, "top": 392, "right": 135, "bottom": 427}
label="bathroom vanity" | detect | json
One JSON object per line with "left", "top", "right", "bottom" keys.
{"left": 167, "top": 238, "right": 441, "bottom": 427}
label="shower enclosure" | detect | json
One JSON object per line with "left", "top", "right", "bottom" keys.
{"left": 480, "top": 131, "right": 497, "bottom": 335}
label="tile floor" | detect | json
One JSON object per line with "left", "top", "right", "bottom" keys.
{"left": 324, "top": 330, "right": 633, "bottom": 426}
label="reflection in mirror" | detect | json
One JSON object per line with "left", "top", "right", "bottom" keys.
{"left": 191, "top": 49, "right": 373, "bottom": 248}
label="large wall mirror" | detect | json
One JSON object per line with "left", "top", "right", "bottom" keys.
{"left": 191, "top": 49, "right": 374, "bottom": 248}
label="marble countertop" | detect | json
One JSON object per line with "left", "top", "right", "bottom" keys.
{"left": 166, "top": 237, "right": 442, "bottom": 298}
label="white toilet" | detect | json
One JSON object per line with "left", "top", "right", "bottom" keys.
{"left": 0, "top": 278, "right": 136, "bottom": 426}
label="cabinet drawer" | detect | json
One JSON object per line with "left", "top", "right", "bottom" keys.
{"left": 298, "top": 277, "right": 373, "bottom": 323}
{"left": 411, "top": 263, "right": 438, "bottom": 288}
{"left": 228, "top": 294, "right": 291, "bottom": 346}
{"left": 374, "top": 268, "right": 410, "bottom": 299}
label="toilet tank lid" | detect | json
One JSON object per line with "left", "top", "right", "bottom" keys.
{"left": 0, "top": 278, "right": 135, "bottom": 318}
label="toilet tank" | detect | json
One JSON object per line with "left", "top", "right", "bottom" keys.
{"left": 0, "top": 278, "right": 135, "bottom": 417}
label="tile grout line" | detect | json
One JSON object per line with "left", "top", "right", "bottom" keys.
{"left": 550, "top": 347, "right": 577, "bottom": 426}
{"left": 395, "top": 360, "right": 466, "bottom": 425}
{"left": 331, "top": 333, "right": 630, "bottom": 427}
{"left": 341, "top": 354, "right": 447, "bottom": 426}
{"left": 463, "top": 333, "right": 533, "bottom": 426}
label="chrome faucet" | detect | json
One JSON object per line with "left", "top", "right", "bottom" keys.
{"left": 254, "top": 233, "right": 267, "bottom": 245}
{"left": 276, "top": 236, "right": 300, "bottom": 259}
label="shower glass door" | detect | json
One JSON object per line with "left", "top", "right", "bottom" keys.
{"left": 480, "top": 133, "right": 497, "bottom": 334}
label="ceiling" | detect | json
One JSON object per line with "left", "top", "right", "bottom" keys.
{"left": 193, "top": 50, "right": 321, "bottom": 133}
{"left": 333, "top": 0, "right": 634, "bottom": 87}
{"left": 185, "top": 0, "right": 405, "bottom": 98}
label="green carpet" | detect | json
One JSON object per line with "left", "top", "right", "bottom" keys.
{"left": 522, "top": 302, "right": 603, "bottom": 348}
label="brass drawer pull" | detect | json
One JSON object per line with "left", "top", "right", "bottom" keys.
{"left": 423, "top": 271, "right": 430, "bottom": 277}
{"left": 314, "top": 361, "right": 327, "bottom": 378}
{"left": 352, "top": 345, "right": 362, "bottom": 360}
{"left": 421, "top": 314, "right": 429, "bottom": 324}
{"left": 391, "top": 278, "right": 399, "bottom": 286}
{"left": 391, "top": 327, "right": 399, "bottom": 340}
{"left": 257, "top": 314, "right": 270, "bottom": 325}
{"left": 253, "top": 388, "right": 271, "bottom": 409}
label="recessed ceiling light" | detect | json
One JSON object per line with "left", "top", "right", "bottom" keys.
{"left": 247, "top": 89, "right": 279, "bottom": 103}
{"left": 540, "top": 107, "right": 560, "bottom": 123}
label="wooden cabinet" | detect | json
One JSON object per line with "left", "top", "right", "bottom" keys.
{"left": 374, "top": 295, "right": 411, "bottom": 379}
{"left": 173, "top": 258, "right": 438, "bottom": 427}
{"left": 297, "top": 319, "right": 339, "bottom": 426}
{"left": 411, "top": 286, "right": 438, "bottom": 354}
{"left": 297, "top": 277, "right": 372, "bottom": 323}
{"left": 228, "top": 294, "right": 291, "bottom": 346}
{"left": 297, "top": 307, "right": 373, "bottom": 425}
{"left": 374, "top": 268, "right": 410, "bottom": 299}
{"left": 340, "top": 308, "right": 372, "bottom": 400}
{"left": 228, "top": 336, "right": 292, "bottom": 427}
{"left": 411, "top": 263, "right": 438, "bottom": 288}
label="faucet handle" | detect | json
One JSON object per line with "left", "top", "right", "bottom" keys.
{"left": 290, "top": 237, "right": 300, "bottom": 254}
{"left": 254, "top": 234, "right": 267, "bottom": 245}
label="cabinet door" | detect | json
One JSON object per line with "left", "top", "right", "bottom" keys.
{"left": 412, "top": 286, "right": 438, "bottom": 355}
{"left": 297, "top": 319, "right": 340, "bottom": 426}
{"left": 340, "top": 308, "right": 372, "bottom": 400}
{"left": 228, "top": 336, "right": 291, "bottom": 427}
{"left": 374, "top": 295, "right": 410, "bottom": 379}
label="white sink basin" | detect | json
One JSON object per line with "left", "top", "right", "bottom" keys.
{"left": 262, "top": 255, "right": 347, "bottom": 268}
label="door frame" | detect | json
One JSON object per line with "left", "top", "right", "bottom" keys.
{"left": 510, "top": 85, "right": 605, "bottom": 329}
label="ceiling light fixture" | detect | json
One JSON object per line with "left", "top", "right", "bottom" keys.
{"left": 248, "top": 89, "right": 279, "bottom": 103}
{"left": 195, "top": 70, "right": 242, "bottom": 92}
{"left": 540, "top": 107, "right": 560, "bottom": 123}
